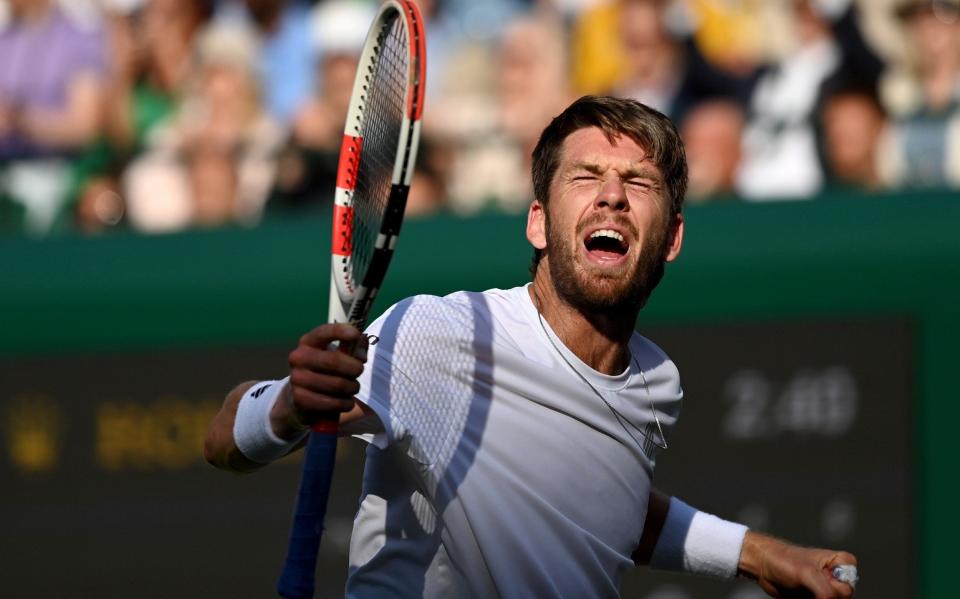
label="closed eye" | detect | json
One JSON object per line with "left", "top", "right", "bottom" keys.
{"left": 626, "top": 181, "right": 663, "bottom": 198}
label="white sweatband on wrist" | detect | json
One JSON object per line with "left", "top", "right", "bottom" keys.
{"left": 233, "top": 378, "right": 308, "bottom": 464}
{"left": 650, "top": 497, "right": 748, "bottom": 579}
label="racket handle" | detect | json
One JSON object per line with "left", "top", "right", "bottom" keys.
{"left": 276, "top": 415, "right": 340, "bottom": 599}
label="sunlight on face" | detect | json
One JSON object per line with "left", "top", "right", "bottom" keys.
{"left": 542, "top": 127, "right": 675, "bottom": 312}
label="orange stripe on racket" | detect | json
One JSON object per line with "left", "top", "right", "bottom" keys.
{"left": 336, "top": 134, "right": 363, "bottom": 190}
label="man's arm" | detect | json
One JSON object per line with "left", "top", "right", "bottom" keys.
{"left": 635, "top": 489, "right": 858, "bottom": 598}
{"left": 204, "top": 380, "right": 263, "bottom": 473}
{"left": 203, "top": 323, "right": 371, "bottom": 473}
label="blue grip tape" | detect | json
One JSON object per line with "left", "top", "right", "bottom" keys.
{"left": 277, "top": 430, "right": 338, "bottom": 599}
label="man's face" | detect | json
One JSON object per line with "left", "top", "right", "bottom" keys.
{"left": 527, "top": 127, "right": 683, "bottom": 312}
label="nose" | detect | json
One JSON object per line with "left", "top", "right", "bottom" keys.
{"left": 595, "top": 176, "right": 628, "bottom": 211}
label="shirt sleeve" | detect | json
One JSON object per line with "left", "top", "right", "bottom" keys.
{"left": 67, "top": 19, "right": 108, "bottom": 79}
{"left": 350, "top": 294, "right": 482, "bottom": 472}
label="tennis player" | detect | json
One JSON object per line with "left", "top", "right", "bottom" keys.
{"left": 206, "top": 95, "right": 858, "bottom": 598}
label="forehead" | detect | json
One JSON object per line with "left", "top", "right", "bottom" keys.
{"left": 558, "top": 127, "right": 657, "bottom": 173}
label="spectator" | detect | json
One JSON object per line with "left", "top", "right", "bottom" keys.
{"left": 396, "top": 0, "right": 460, "bottom": 224}
{"left": 268, "top": 0, "right": 453, "bottom": 220}
{"left": 570, "top": 0, "right": 628, "bottom": 95}
{"left": 572, "top": 0, "right": 762, "bottom": 128}
{"left": 819, "top": 83, "right": 890, "bottom": 192}
{"left": 414, "top": 0, "right": 533, "bottom": 101}
{"left": 685, "top": 0, "right": 772, "bottom": 76}
{"left": 404, "top": 136, "right": 448, "bottom": 217}
{"left": 102, "top": 0, "right": 214, "bottom": 152}
{"left": 680, "top": 98, "right": 744, "bottom": 201}
{"left": 122, "top": 22, "right": 284, "bottom": 232}
{"left": 214, "top": 0, "right": 315, "bottom": 125}
{"left": 614, "top": 0, "right": 685, "bottom": 117}
{"left": 736, "top": 0, "right": 885, "bottom": 200}
{"left": 0, "top": 0, "right": 107, "bottom": 235}
{"left": 418, "top": 0, "right": 461, "bottom": 103}
{"left": 74, "top": 0, "right": 215, "bottom": 234}
{"left": 883, "top": 0, "right": 960, "bottom": 188}
{"left": 445, "top": 13, "right": 572, "bottom": 214}
{"left": 267, "top": 0, "right": 374, "bottom": 216}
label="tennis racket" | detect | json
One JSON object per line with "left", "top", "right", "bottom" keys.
{"left": 276, "top": 1, "right": 426, "bottom": 597}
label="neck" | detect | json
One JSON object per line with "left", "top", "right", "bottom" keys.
{"left": 529, "top": 272, "right": 638, "bottom": 375}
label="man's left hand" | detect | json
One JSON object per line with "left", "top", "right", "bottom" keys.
{"left": 738, "top": 530, "right": 858, "bottom": 598}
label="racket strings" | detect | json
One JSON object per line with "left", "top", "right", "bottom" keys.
{"left": 350, "top": 15, "right": 409, "bottom": 287}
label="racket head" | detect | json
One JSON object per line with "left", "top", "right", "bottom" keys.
{"left": 329, "top": 0, "right": 426, "bottom": 329}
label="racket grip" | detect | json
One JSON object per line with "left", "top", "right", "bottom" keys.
{"left": 276, "top": 415, "right": 340, "bottom": 599}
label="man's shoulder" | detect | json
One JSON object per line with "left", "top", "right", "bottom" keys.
{"left": 630, "top": 331, "right": 671, "bottom": 362}
{"left": 364, "top": 287, "right": 529, "bottom": 354}
{"left": 631, "top": 330, "right": 679, "bottom": 373}
{"left": 381, "top": 290, "right": 476, "bottom": 323}
{"left": 374, "top": 287, "right": 526, "bottom": 328}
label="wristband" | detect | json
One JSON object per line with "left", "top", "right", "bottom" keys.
{"left": 233, "top": 378, "right": 307, "bottom": 464}
{"left": 650, "top": 497, "right": 748, "bottom": 579}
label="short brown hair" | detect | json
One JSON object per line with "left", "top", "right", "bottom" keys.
{"left": 530, "top": 95, "right": 688, "bottom": 270}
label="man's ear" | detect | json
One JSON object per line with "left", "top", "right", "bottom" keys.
{"left": 664, "top": 213, "right": 684, "bottom": 263}
{"left": 526, "top": 200, "right": 547, "bottom": 250}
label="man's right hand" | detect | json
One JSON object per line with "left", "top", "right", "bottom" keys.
{"left": 270, "top": 323, "right": 370, "bottom": 440}
{"left": 204, "top": 323, "right": 369, "bottom": 473}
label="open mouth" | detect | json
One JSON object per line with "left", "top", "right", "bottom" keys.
{"left": 584, "top": 229, "right": 629, "bottom": 261}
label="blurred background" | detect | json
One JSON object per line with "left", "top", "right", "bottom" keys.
{"left": 1, "top": 0, "right": 958, "bottom": 597}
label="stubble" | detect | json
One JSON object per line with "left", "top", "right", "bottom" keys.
{"left": 544, "top": 211, "right": 669, "bottom": 315}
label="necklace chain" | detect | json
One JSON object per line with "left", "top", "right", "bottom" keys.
{"left": 536, "top": 309, "right": 669, "bottom": 451}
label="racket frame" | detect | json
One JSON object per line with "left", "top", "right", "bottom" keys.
{"left": 277, "top": 2, "right": 426, "bottom": 598}
{"left": 329, "top": 0, "right": 426, "bottom": 331}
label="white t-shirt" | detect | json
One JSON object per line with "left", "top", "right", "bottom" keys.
{"left": 343, "top": 285, "right": 683, "bottom": 598}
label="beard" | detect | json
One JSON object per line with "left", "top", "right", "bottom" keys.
{"left": 544, "top": 212, "right": 669, "bottom": 315}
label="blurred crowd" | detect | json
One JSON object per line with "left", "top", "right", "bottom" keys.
{"left": 0, "top": 0, "right": 957, "bottom": 237}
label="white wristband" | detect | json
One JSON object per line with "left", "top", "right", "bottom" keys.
{"left": 233, "top": 378, "right": 307, "bottom": 464}
{"left": 650, "top": 497, "right": 748, "bottom": 579}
